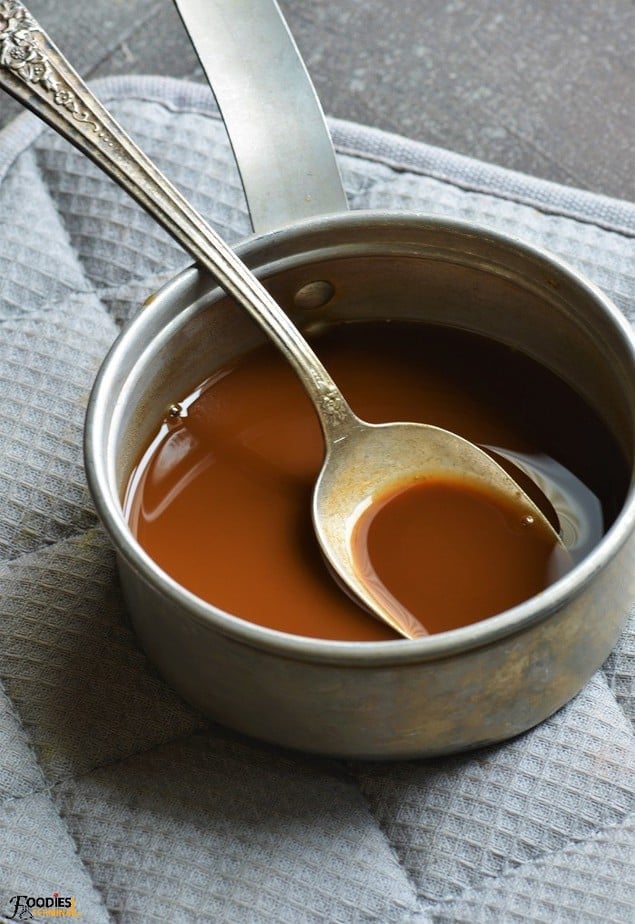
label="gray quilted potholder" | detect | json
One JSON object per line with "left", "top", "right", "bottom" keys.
{"left": 0, "top": 76, "right": 633, "bottom": 924}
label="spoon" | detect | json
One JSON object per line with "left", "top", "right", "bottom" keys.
{"left": 0, "top": 2, "right": 565, "bottom": 639}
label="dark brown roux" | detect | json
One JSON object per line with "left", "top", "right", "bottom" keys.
{"left": 125, "top": 321, "right": 628, "bottom": 641}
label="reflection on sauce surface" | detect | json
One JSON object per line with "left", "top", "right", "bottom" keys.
{"left": 125, "top": 321, "right": 628, "bottom": 641}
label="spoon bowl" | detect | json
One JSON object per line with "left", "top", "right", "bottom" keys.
{"left": 314, "top": 416, "right": 565, "bottom": 638}
{"left": 0, "top": 1, "right": 565, "bottom": 638}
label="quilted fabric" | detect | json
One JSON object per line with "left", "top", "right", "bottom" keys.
{"left": 0, "top": 76, "right": 633, "bottom": 923}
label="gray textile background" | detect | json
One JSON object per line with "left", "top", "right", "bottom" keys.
{"left": 0, "top": 76, "right": 633, "bottom": 923}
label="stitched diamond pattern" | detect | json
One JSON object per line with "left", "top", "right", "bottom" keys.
{"left": 0, "top": 77, "right": 632, "bottom": 923}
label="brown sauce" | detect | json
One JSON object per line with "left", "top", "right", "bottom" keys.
{"left": 352, "top": 476, "right": 569, "bottom": 635}
{"left": 125, "top": 321, "right": 628, "bottom": 641}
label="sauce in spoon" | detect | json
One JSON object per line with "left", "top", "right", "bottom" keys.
{"left": 352, "top": 475, "right": 570, "bottom": 635}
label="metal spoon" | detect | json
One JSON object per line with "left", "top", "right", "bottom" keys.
{"left": 0, "top": 2, "right": 565, "bottom": 639}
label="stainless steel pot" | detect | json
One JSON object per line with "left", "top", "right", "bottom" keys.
{"left": 85, "top": 0, "right": 635, "bottom": 758}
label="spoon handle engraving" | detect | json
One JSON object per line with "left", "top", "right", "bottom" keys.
{"left": 0, "top": 1, "right": 354, "bottom": 439}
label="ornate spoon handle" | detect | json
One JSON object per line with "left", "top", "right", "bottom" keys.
{"left": 0, "top": 1, "right": 353, "bottom": 437}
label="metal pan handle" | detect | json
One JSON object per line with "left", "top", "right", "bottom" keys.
{"left": 173, "top": 0, "right": 348, "bottom": 233}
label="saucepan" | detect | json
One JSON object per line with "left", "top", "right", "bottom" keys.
{"left": 21, "top": 1, "right": 635, "bottom": 756}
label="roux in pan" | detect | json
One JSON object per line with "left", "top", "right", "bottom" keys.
{"left": 125, "top": 321, "right": 627, "bottom": 641}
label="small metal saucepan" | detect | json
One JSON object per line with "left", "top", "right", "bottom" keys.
{"left": 82, "top": 1, "right": 635, "bottom": 757}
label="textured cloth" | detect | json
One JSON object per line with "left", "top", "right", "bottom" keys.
{"left": 0, "top": 75, "right": 633, "bottom": 923}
